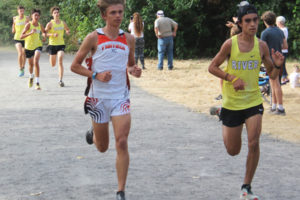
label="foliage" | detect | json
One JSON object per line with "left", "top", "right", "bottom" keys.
{"left": 0, "top": 0, "right": 299, "bottom": 59}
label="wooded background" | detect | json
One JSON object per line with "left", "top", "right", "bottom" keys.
{"left": 1, "top": 0, "right": 299, "bottom": 59}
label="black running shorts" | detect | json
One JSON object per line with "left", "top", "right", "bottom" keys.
{"left": 25, "top": 47, "right": 42, "bottom": 58}
{"left": 220, "top": 104, "right": 264, "bottom": 127}
{"left": 14, "top": 40, "right": 25, "bottom": 48}
{"left": 48, "top": 45, "right": 65, "bottom": 55}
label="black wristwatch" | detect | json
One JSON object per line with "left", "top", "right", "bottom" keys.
{"left": 274, "top": 65, "right": 281, "bottom": 69}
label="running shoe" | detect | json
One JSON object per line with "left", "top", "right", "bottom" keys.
{"left": 28, "top": 78, "right": 34, "bottom": 88}
{"left": 18, "top": 68, "right": 25, "bottom": 77}
{"left": 240, "top": 185, "right": 259, "bottom": 200}
{"left": 86, "top": 128, "right": 93, "bottom": 145}
{"left": 35, "top": 83, "right": 41, "bottom": 90}
{"left": 59, "top": 81, "right": 65, "bottom": 87}
{"left": 268, "top": 107, "right": 276, "bottom": 114}
{"left": 116, "top": 191, "right": 126, "bottom": 200}
{"left": 275, "top": 108, "right": 286, "bottom": 116}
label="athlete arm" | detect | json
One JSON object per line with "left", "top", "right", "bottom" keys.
{"left": 45, "top": 22, "right": 55, "bottom": 37}
{"left": 40, "top": 24, "right": 47, "bottom": 42}
{"left": 12, "top": 17, "right": 16, "bottom": 34}
{"left": 71, "top": 31, "right": 111, "bottom": 82}
{"left": 260, "top": 40, "right": 282, "bottom": 80}
{"left": 63, "top": 21, "right": 70, "bottom": 35}
{"left": 20, "top": 23, "right": 32, "bottom": 39}
{"left": 208, "top": 38, "right": 245, "bottom": 91}
{"left": 126, "top": 33, "right": 142, "bottom": 78}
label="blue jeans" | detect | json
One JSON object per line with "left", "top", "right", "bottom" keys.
{"left": 157, "top": 36, "right": 173, "bottom": 69}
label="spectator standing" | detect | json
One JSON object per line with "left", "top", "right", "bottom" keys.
{"left": 128, "top": 12, "right": 145, "bottom": 69}
{"left": 154, "top": 10, "right": 178, "bottom": 70}
{"left": 261, "top": 11, "right": 288, "bottom": 115}
{"left": 276, "top": 16, "right": 289, "bottom": 84}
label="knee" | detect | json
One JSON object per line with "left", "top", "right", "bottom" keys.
{"left": 95, "top": 143, "right": 108, "bottom": 153}
{"left": 116, "top": 137, "right": 128, "bottom": 152}
{"left": 248, "top": 140, "right": 259, "bottom": 152}
{"left": 226, "top": 146, "right": 241, "bottom": 156}
{"left": 33, "top": 60, "right": 39, "bottom": 66}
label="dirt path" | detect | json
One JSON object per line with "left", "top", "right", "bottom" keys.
{"left": 0, "top": 50, "right": 299, "bottom": 200}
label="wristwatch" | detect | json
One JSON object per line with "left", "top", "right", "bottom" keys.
{"left": 274, "top": 65, "right": 281, "bottom": 69}
{"left": 92, "top": 72, "right": 97, "bottom": 80}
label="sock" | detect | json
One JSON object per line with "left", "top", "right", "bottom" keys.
{"left": 35, "top": 77, "right": 39, "bottom": 83}
{"left": 278, "top": 104, "right": 284, "bottom": 110}
{"left": 272, "top": 104, "right": 277, "bottom": 110}
{"left": 241, "top": 184, "right": 251, "bottom": 190}
{"left": 29, "top": 74, "right": 34, "bottom": 78}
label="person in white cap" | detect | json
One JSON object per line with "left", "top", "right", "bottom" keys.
{"left": 276, "top": 15, "right": 289, "bottom": 84}
{"left": 154, "top": 10, "right": 178, "bottom": 70}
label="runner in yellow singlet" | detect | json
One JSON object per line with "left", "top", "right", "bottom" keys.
{"left": 20, "top": 9, "right": 46, "bottom": 90}
{"left": 12, "top": 5, "right": 29, "bottom": 77}
{"left": 45, "top": 6, "right": 70, "bottom": 87}
{"left": 208, "top": 3, "right": 284, "bottom": 200}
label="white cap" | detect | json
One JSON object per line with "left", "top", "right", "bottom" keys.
{"left": 276, "top": 16, "right": 286, "bottom": 24}
{"left": 237, "top": 1, "right": 249, "bottom": 7}
{"left": 156, "top": 10, "right": 164, "bottom": 17}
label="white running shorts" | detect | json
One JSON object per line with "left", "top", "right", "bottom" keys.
{"left": 85, "top": 96, "right": 130, "bottom": 124}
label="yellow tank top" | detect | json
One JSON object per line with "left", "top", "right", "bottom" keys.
{"left": 25, "top": 22, "right": 43, "bottom": 50}
{"left": 14, "top": 16, "right": 27, "bottom": 40}
{"left": 48, "top": 20, "right": 65, "bottom": 45}
{"left": 222, "top": 35, "right": 263, "bottom": 110}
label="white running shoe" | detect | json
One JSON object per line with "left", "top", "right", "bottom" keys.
{"left": 240, "top": 188, "right": 259, "bottom": 200}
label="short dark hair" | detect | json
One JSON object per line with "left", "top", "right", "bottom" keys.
{"left": 31, "top": 9, "right": 41, "bottom": 15}
{"left": 261, "top": 11, "right": 276, "bottom": 26}
{"left": 50, "top": 6, "right": 60, "bottom": 14}
{"left": 18, "top": 5, "right": 25, "bottom": 10}
{"left": 97, "top": 0, "right": 125, "bottom": 15}
{"left": 237, "top": 4, "right": 258, "bottom": 22}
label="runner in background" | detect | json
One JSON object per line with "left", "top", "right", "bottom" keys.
{"left": 20, "top": 9, "right": 46, "bottom": 90}
{"left": 12, "top": 5, "right": 29, "bottom": 77}
{"left": 45, "top": 6, "right": 70, "bottom": 87}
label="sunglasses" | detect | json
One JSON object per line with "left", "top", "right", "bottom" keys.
{"left": 244, "top": 17, "right": 258, "bottom": 23}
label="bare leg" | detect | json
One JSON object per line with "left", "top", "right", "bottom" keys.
{"left": 270, "top": 76, "right": 283, "bottom": 105}
{"left": 28, "top": 57, "right": 34, "bottom": 75}
{"left": 112, "top": 114, "right": 131, "bottom": 192}
{"left": 244, "top": 114, "right": 262, "bottom": 184}
{"left": 15, "top": 43, "right": 25, "bottom": 69}
{"left": 50, "top": 54, "right": 57, "bottom": 67}
{"left": 92, "top": 120, "right": 109, "bottom": 153}
{"left": 57, "top": 51, "right": 64, "bottom": 81}
{"left": 21, "top": 48, "right": 26, "bottom": 68}
{"left": 222, "top": 124, "right": 243, "bottom": 156}
{"left": 33, "top": 51, "right": 41, "bottom": 78}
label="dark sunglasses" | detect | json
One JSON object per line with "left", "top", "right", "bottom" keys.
{"left": 244, "top": 17, "right": 258, "bottom": 23}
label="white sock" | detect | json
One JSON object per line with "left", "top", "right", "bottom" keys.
{"left": 278, "top": 104, "right": 284, "bottom": 110}
{"left": 272, "top": 104, "right": 277, "bottom": 110}
{"left": 35, "top": 77, "right": 39, "bottom": 83}
{"left": 29, "top": 74, "right": 34, "bottom": 78}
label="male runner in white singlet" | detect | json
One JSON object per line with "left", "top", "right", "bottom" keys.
{"left": 70, "top": 1, "right": 141, "bottom": 200}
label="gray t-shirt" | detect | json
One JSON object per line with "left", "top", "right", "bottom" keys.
{"left": 154, "top": 17, "right": 177, "bottom": 38}
{"left": 261, "top": 26, "right": 285, "bottom": 54}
